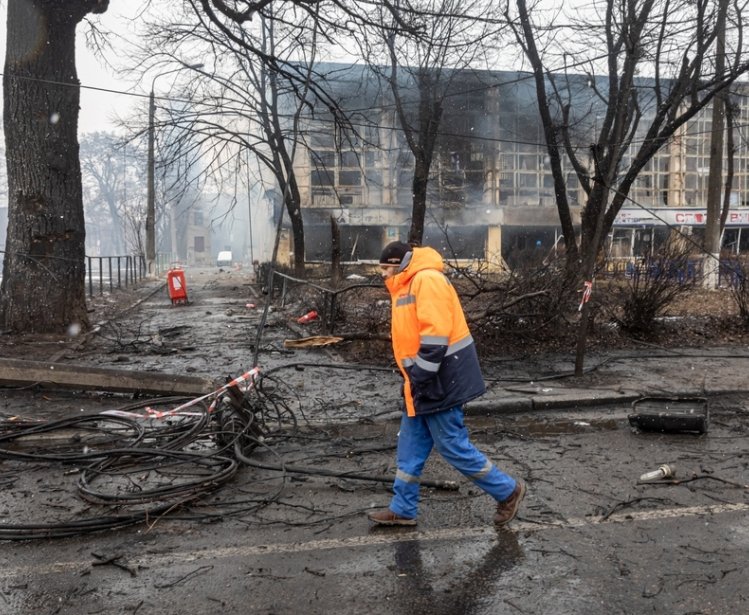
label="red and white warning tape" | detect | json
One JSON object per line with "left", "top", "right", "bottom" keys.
{"left": 101, "top": 367, "right": 261, "bottom": 420}
{"left": 578, "top": 280, "right": 593, "bottom": 312}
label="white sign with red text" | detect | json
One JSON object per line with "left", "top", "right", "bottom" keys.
{"left": 614, "top": 208, "right": 749, "bottom": 227}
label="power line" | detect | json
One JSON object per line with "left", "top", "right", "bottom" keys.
{"left": 0, "top": 71, "right": 153, "bottom": 101}
{"left": 3, "top": 68, "right": 748, "bottom": 179}
{"left": 4, "top": 65, "right": 748, "bottom": 151}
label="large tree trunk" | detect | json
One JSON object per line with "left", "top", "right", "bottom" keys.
{"left": 406, "top": 73, "right": 441, "bottom": 247}
{"left": 703, "top": 0, "right": 729, "bottom": 289}
{"left": 1, "top": 0, "right": 108, "bottom": 333}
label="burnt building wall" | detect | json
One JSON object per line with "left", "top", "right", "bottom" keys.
{"left": 290, "top": 64, "right": 749, "bottom": 265}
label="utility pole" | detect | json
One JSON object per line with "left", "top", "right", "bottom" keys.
{"left": 246, "top": 147, "right": 255, "bottom": 265}
{"left": 146, "top": 89, "right": 156, "bottom": 275}
{"left": 145, "top": 63, "right": 204, "bottom": 276}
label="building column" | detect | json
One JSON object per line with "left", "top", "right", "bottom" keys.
{"left": 486, "top": 225, "right": 504, "bottom": 271}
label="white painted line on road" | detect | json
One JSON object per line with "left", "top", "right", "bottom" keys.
{"left": 3, "top": 501, "right": 748, "bottom": 579}
{"left": 594, "top": 501, "right": 749, "bottom": 525}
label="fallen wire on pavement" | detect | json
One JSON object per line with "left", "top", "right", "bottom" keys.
{"left": 0, "top": 366, "right": 456, "bottom": 541}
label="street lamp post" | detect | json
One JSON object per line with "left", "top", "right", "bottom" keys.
{"left": 146, "top": 63, "right": 203, "bottom": 275}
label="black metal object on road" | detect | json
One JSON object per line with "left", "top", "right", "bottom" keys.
{"left": 628, "top": 396, "right": 709, "bottom": 434}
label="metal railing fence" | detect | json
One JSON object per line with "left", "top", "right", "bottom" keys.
{"left": 85, "top": 254, "right": 147, "bottom": 298}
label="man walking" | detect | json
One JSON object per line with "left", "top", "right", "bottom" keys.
{"left": 368, "top": 241, "right": 525, "bottom": 527}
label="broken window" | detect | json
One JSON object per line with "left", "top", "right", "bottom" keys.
{"left": 311, "top": 150, "right": 335, "bottom": 168}
{"left": 311, "top": 169, "right": 334, "bottom": 186}
{"left": 340, "top": 170, "right": 361, "bottom": 186}
{"left": 340, "top": 151, "right": 359, "bottom": 168}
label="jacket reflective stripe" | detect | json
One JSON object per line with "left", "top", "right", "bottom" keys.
{"left": 421, "top": 335, "right": 449, "bottom": 345}
{"left": 396, "top": 295, "right": 416, "bottom": 307}
{"left": 396, "top": 469, "right": 420, "bottom": 484}
{"left": 415, "top": 356, "right": 440, "bottom": 372}
{"left": 446, "top": 335, "right": 474, "bottom": 356}
{"left": 469, "top": 460, "right": 493, "bottom": 480}
{"left": 402, "top": 357, "right": 415, "bottom": 368}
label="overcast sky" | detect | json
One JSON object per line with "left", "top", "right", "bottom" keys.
{"left": 75, "top": 4, "right": 142, "bottom": 134}
{"left": 0, "top": 3, "right": 141, "bottom": 136}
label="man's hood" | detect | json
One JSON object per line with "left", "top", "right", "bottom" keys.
{"left": 385, "top": 246, "right": 444, "bottom": 293}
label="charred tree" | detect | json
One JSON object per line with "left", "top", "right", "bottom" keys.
{"left": 358, "top": 0, "right": 500, "bottom": 246}
{"left": 1, "top": 0, "right": 109, "bottom": 334}
{"left": 395, "top": 67, "right": 442, "bottom": 246}
{"left": 330, "top": 215, "right": 342, "bottom": 286}
{"left": 263, "top": 65, "right": 307, "bottom": 277}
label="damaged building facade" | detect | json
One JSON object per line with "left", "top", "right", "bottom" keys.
{"left": 285, "top": 64, "right": 749, "bottom": 268}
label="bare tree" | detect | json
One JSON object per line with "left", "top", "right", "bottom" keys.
{"left": 1, "top": 0, "right": 109, "bottom": 334}
{"left": 355, "top": 0, "right": 501, "bottom": 245}
{"left": 182, "top": 0, "right": 504, "bottom": 252}
{"left": 80, "top": 132, "right": 146, "bottom": 256}
{"left": 149, "top": 96, "right": 209, "bottom": 263}
{"left": 509, "top": 0, "right": 749, "bottom": 373}
{"left": 124, "top": 0, "right": 351, "bottom": 276}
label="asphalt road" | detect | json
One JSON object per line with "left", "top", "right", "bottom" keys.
{"left": 1, "top": 267, "right": 748, "bottom": 614}
{"left": 1, "top": 395, "right": 748, "bottom": 614}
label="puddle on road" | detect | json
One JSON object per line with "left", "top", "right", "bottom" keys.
{"left": 510, "top": 416, "right": 621, "bottom": 436}
{"left": 472, "top": 414, "right": 624, "bottom": 437}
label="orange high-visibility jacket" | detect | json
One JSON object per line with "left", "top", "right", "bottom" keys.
{"left": 384, "top": 246, "right": 485, "bottom": 417}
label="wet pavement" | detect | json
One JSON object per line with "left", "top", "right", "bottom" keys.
{"left": 1, "top": 267, "right": 748, "bottom": 614}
